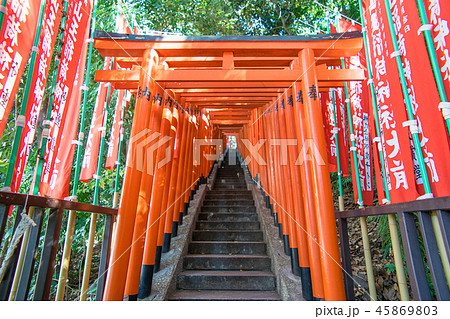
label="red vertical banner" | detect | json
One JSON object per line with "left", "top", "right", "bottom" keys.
{"left": 320, "top": 92, "right": 337, "bottom": 173}
{"left": 79, "top": 58, "right": 112, "bottom": 182}
{"left": 390, "top": 0, "right": 450, "bottom": 198}
{"left": 425, "top": 0, "right": 450, "bottom": 99}
{"left": 338, "top": 18, "right": 374, "bottom": 205}
{"left": 347, "top": 54, "right": 374, "bottom": 205}
{"left": 46, "top": 36, "right": 88, "bottom": 199}
{"left": 40, "top": 0, "right": 92, "bottom": 196}
{"left": 319, "top": 91, "right": 349, "bottom": 176}
{"left": 104, "top": 13, "right": 134, "bottom": 171}
{"left": 105, "top": 90, "right": 124, "bottom": 170}
{"left": 335, "top": 88, "right": 349, "bottom": 176}
{"left": 363, "top": 0, "right": 418, "bottom": 204}
{"left": 10, "top": 0, "right": 63, "bottom": 193}
{"left": 117, "top": 13, "right": 132, "bottom": 34}
{"left": 0, "top": 0, "right": 42, "bottom": 137}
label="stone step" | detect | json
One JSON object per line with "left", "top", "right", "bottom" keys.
{"left": 169, "top": 290, "right": 281, "bottom": 301}
{"left": 183, "top": 255, "right": 271, "bottom": 271}
{"left": 202, "top": 200, "right": 254, "bottom": 207}
{"left": 201, "top": 206, "right": 256, "bottom": 213}
{"left": 206, "top": 190, "right": 252, "bottom": 196}
{"left": 188, "top": 241, "right": 266, "bottom": 255}
{"left": 192, "top": 230, "right": 264, "bottom": 242}
{"left": 213, "top": 186, "right": 248, "bottom": 190}
{"left": 214, "top": 180, "right": 245, "bottom": 184}
{"left": 177, "top": 270, "right": 276, "bottom": 291}
{"left": 198, "top": 212, "right": 258, "bottom": 222}
{"left": 196, "top": 221, "right": 260, "bottom": 230}
{"left": 205, "top": 194, "right": 253, "bottom": 200}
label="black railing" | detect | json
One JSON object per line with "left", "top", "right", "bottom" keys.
{"left": 336, "top": 196, "right": 450, "bottom": 301}
{"left": 0, "top": 192, "right": 117, "bottom": 301}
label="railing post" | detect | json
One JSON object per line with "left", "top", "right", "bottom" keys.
{"left": 336, "top": 215, "right": 355, "bottom": 300}
{"left": 95, "top": 214, "right": 114, "bottom": 301}
{"left": 14, "top": 207, "right": 44, "bottom": 300}
{"left": 33, "top": 208, "right": 64, "bottom": 301}
{"left": 397, "top": 212, "right": 432, "bottom": 300}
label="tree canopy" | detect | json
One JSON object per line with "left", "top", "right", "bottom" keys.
{"left": 99, "top": 0, "right": 360, "bottom": 35}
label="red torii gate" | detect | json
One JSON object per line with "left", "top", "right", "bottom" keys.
{"left": 93, "top": 31, "right": 365, "bottom": 301}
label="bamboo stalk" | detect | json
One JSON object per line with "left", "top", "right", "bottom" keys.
{"left": 430, "top": 211, "right": 450, "bottom": 288}
{"left": 387, "top": 214, "right": 409, "bottom": 300}
{"left": 8, "top": 207, "right": 35, "bottom": 300}
{"left": 360, "top": 216, "right": 376, "bottom": 300}
{"left": 55, "top": 209, "right": 76, "bottom": 301}
{"left": 79, "top": 213, "right": 98, "bottom": 301}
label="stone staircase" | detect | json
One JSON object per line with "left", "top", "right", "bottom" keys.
{"left": 169, "top": 155, "right": 280, "bottom": 301}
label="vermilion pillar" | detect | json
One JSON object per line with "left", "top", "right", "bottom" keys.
{"left": 162, "top": 103, "right": 187, "bottom": 250}
{"left": 276, "top": 93, "right": 299, "bottom": 258}
{"left": 139, "top": 89, "right": 174, "bottom": 298}
{"left": 292, "top": 80, "right": 325, "bottom": 300}
{"left": 155, "top": 95, "right": 178, "bottom": 272}
{"left": 103, "top": 49, "right": 158, "bottom": 301}
{"left": 124, "top": 82, "right": 165, "bottom": 299}
{"left": 299, "top": 48, "right": 345, "bottom": 300}
{"left": 284, "top": 87, "right": 313, "bottom": 300}
{"left": 272, "top": 94, "right": 293, "bottom": 254}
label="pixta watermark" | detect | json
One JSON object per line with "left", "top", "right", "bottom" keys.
{"left": 126, "top": 130, "right": 326, "bottom": 175}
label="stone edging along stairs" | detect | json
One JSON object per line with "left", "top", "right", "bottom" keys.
{"left": 168, "top": 155, "right": 281, "bottom": 301}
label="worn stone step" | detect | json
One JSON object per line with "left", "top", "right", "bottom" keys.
{"left": 169, "top": 290, "right": 281, "bottom": 301}
{"left": 201, "top": 206, "right": 256, "bottom": 213}
{"left": 192, "top": 230, "right": 264, "bottom": 242}
{"left": 183, "top": 255, "right": 271, "bottom": 271}
{"left": 177, "top": 270, "right": 276, "bottom": 291}
{"left": 216, "top": 175, "right": 245, "bottom": 178}
{"left": 205, "top": 194, "right": 253, "bottom": 200}
{"left": 202, "top": 200, "right": 254, "bottom": 207}
{"left": 214, "top": 181, "right": 245, "bottom": 184}
{"left": 206, "top": 191, "right": 252, "bottom": 196}
{"left": 213, "top": 185, "right": 248, "bottom": 190}
{"left": 213, "top": 185, "right": 247, "bottom": 189}
{"left": 196, "top": 221, "right": 260, "bottom": 230}
{"left": 188, "top": 241, "right": 266, "bottom": 255}
{"left": 198, "top": 212, "right": 258, "bottom": 222}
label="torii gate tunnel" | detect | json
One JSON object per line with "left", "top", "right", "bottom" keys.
{"left": 93, "top": 30, "right": 365, "bottom": 301}
{"left": 3, "top": 27, "right": 450, "bottom": 302}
